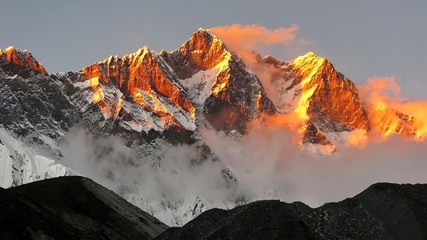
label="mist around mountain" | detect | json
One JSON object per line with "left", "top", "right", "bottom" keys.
{"left": 158, "top": 182, "right": 427, "bottom": 240}
{"left": 0, "top": 28, "right": 427, "bottom": 229}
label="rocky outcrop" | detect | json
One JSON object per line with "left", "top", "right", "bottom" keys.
{"left": 256, "top": 52, "right": 370, "bottom": 149}
{"left": 0, "top": 46, "right": 47, "bottom": 74}
{"left": 1, "top": 176, "right": 168, "bottom": 239}
{"left": 158, "top": 183, "right": 427, "bottom": 240}
{"left": 161, "top": 29, "right": 275, "bottom": 132}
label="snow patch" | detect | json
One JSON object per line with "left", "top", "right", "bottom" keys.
{"left": 0, "top": 128, "right": 76, "bottom": 188}
{"left": 179, "top": 69, "right": 218, "bottom": 105}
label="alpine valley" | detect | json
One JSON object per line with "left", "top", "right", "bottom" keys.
{"left": 0, "top": 28, "right": 424, "bottom": 228}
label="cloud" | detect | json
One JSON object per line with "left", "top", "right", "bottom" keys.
{"left": 58, "top": 75, "right": 427, "bottom": 222}
{"left": 58, "top": 105, "right": 427, "bottom": 227}
{"left": 210, "top": 24, "right": 312, "bottom": 61}
{"left": 201, "top": 119, "right": 427, "bottom": 207}
{"left": 209, "top": 24, "right": 313, "bottom": 107}
{"left": 210, "top": 24, "right": 299, "bottom": 54}
{"left": 358, "top": 76, "right": 427, "bottom": 139}
{"left": 193, "top": 76, "right": 427, "bottom": 207}
{"left": 59, "top": 127, "right": 241, "bottom": 210}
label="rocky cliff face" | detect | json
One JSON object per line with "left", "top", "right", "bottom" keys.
{"left": 160, "top": 29, "right": 276, "bottom": 132}
{"left": 0, "top": 46, "right": 47, "bottom": 75}
{"left": 370, "top": 103, "right": 422, "bottom": 138}
{"left": 1, "top": 176, "right": 168, "bottom": 239}
{"left": 80, "top": 46, "right": 196, "bottom": 132}
{"left": 0, "top": 30, "right": 275, "bottom": 226}
{"left": 0, "top": 28, "right": 425, "bottom": 227}
{"left": 256, "top": 53, "right": 370, "bottom": 151}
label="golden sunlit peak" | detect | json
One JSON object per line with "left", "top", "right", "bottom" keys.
{"left": 191, "top": 27, "right": 218, "bottom": 41}
{"left": 291, "top": 51, "right": 326, "bottom": 75}
{"left": 304, "top": 51, "right": 318, "bottom": 57}
{"left": 141, "top": 45, "right": 150, "bottom": 51}
{"left": 1, "top": 46, "right": 48, "bottom": 74}
{"left": 123, "top": 46, "right": 151, "bottom": 62}
{"left": 295, "top": 51, "right": 325, "bottom": 62}
{"left": 136, "top": 45, "right": 151, "bottom": 55}
{"left": 104, "top": 55, "right": 119, "bottom": 65}
{"left": 4, "top": 46, "right": 18, "bottom": 59}
{"left": 5, "top": 46, "right": 16, "bottom": 52}
{"left": 195, "top": 27, "right": 214, "bottom": 36}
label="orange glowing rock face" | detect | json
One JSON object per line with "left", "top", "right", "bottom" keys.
{"left": 82, "top": 46, "right": 195, "bottom": 127}
{"left": 5, "top": 47, "right": 24, "bottom": 66}
{"left": 368, "top": 99, "right": 427, "bottom": 139}
{"left": 1, "top": 46, "right": 47, "bottom": 74}
{"left": 290, "top": 52, "right": 369, "bottom": 131}
{"left": 359, "top": 77, "right": 427, "bottom": 140}
{"left": 178, "top": 29, "right": 230, "bottom": 70}
{"left": 251, "top": 52, "right": 372, "bottom": 149}
{"left": 396, "top": 102, "right": 427, "bottom": 139}
{"left": 372, "top": 104, "right": 418, "bottom": 137}
{"left": 159, "top": 29, "right": 276, "bottom": 132}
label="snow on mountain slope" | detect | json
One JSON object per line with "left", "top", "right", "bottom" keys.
{"left": 0, "top": 142, "right": 13, "bottom": 188}
{"left": 255, "top": 52, "right": 369, "bottom": 150}
{"left": 76, "top": 46, "right": 196, "bottom": 133}
{"left": 160, "top": 29, "right": 276, "bottom": 132}
{"left": 178, "top": 69, "right": 219, "bottom": 106}
{"left": 1, "top": 28, "right": 425, "bottom": 228}
{"left": 0, "top": 128, "right": 75, "bottom": 188}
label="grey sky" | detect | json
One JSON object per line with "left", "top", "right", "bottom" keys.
{"left": 1, "top": 0, "right": 426, "bottom": 98}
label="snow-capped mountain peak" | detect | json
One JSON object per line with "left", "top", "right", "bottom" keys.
{"left": 0, "top": 46, "right": 47, "bottom": 74}
{"left": 1, "top": 28, "right": 426, "bottom": 227}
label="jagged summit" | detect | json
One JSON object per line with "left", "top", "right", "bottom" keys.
{"left": 79, "top": 44, "right": 196, "bottom": 133}
{"left": 297, "top": 51, "right": 323, "bottom": 59}
{"left": 0, "top": 46, "right": 47, "bottom": 74}
{"left": 291, "top": 52, "right": 327, "bottom": 78}
{"left": 1, "top": 27, "right": 427, "bottom": 229}
{"left": 166, "top": 27, "right": 231, "bottom": 77}
{"left": 160, "top": 28, "right": 275, "bottom": 131}
{"left": 255, "top": 52, "right": 369, "bottom": 150}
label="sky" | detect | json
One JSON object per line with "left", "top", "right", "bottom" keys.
{"left": 1, "top": 0, "right": 426, "bottom": 98}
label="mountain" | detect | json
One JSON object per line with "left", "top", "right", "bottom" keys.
{"left": 157, "top": 182, "right": 427, "bottom": 240}
{"left": 60, "top": 29, "right": 274, "bottom": 140}
{"left": 0, "top": 29, "right": 274, "bottom": 226}
{"left": 0, "top": 176, "right": 167, "bottom": 240}
{"left": 0, "top": 47, "right": 47, "bottom": 75}
{"left": 371, "top": 103, "right": 422, "bottom": 138}
{"left": 4, "top": 179, "right": 427, "bottom": 239}
{"left": 253, "top": 52, "right": 370, "bottom": 152}
{"left": 0, "top": 28, "right": 424, "bottom": 226}
{"left": 159, "top": 29, "right": 275, "bottom": 132}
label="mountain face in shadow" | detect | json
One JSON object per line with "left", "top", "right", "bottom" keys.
{"left": 0, "top": 176, "right": 167, "bottom": 240}
{"left": 157, "top": 183, "right": 427, "bottom": 240}
{"left": 1, "top": 177, "right": 427, "bottom": 239}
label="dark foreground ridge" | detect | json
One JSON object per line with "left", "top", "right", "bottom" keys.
{"left": 1, "top": 178, "right": 427, "bottom": 240}
{"left": 0, "top": 176, "right": 167, "bottom": 240}
{"left": 157, "top": 182, "right": 427, "bottom": 240}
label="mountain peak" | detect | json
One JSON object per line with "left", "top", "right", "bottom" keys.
{"left": 122, "top": 45, "right": 152, "bottom": 62}
{"left": 303, "top": 51, "right": 320, "bottom": 58}
{"left": 292, "top": 51, "right": 326, "bottom": 68}
{"left": 80, "top": 45, "right": 197, "bottom": 131}
{"left": 0, "top": 46, "right": 48, "bottom": 74}
{"left": 196, "top": 27, "right": 210, "bottom": 33}
{"left": 185, "top": 28, "right": 225, "bottom": 51}
{"left": 158, "top": 28, "right": 231, "bottom": 73}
